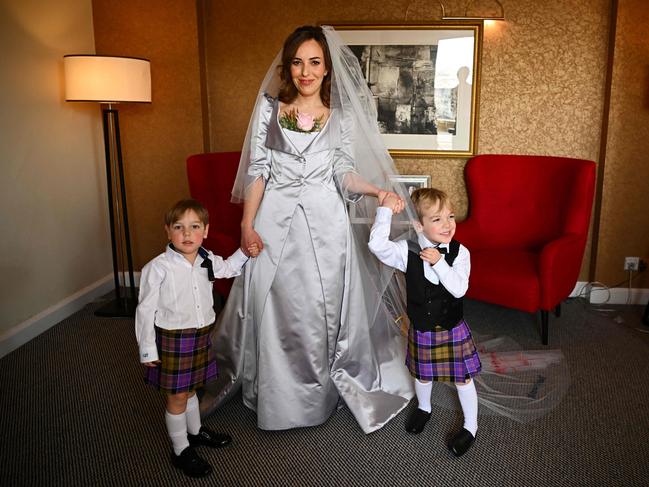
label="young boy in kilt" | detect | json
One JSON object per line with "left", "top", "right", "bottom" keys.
{"left": 135, "top": 199, "right": 258, "bottom": 477}
{"left": 368, "top": 188, "right": 481, "bottom": 457}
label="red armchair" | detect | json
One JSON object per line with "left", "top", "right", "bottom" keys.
{"left": 186, "top": 152, "right": 243, "bottom": 298}
{"left": 455, "top": 154, "right": 596, "bottom": 345}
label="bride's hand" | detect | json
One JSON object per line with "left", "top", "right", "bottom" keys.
{"left": 241, "top": 226, "right": 264, "bottom": 257}
{"left": 377, "top": 190, "right": 405, "bottom": 214}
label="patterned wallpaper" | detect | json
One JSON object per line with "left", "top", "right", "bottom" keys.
{"left": 204, "top": 0, "right": 610, "bottom": 281}
{"left": 95, "top": 0, "right": 649, "bottom": 289}
{"left": 93, "top": 0, "right": 205, "bottom": 267}
{"left": 598, "top": 0, "right": 649, "bottom": 288}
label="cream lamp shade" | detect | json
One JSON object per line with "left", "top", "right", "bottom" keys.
{"left": 64, "top": 55, "right": 151, "bottom": 103}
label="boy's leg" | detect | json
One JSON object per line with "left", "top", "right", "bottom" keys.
{"left": 186, "top": 392, "right": 232, "bottom": 448}
{"left": 166, "top": 393, "right": 190, "bottom": 455}
{"left": 406, "top": 379, "right": 433, "bottom": 434}
{"left": 456, "top": 379, "right": 478, "bottom": 436}
{"left": 185, "top": 393, "right": 202, "bottom": 435}
{"left": 448, "top": 378, "right": 478, "bottom": 457}
{"left": 415, "top": 379, "right": 433, "bottom": 413}
{"left": 167, "top": 392, "right": 212, "bottom": 478}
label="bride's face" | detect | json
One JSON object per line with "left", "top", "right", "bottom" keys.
{"left": 290, "top": 39, "right": 328, "bottom": 99}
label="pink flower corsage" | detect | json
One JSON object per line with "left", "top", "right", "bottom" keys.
{"left": 296, "top": 112, "right": 315, "bottom": 131}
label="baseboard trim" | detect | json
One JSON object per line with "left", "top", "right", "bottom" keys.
{"left": 571, "top": 281, "right": 649, "bottom": 305}
{"left": 0, "top": 274, "right": 115, "bottom": 359}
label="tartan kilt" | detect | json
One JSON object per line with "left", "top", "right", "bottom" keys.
{"left": 406, "top": 319, "right": 482, "bottom": 383}
{"left": 144, "top": 323, "right": 217, "bottom": 394}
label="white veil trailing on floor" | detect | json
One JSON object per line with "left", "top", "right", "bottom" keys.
{"left": 227, "top": 25, "right": 569, "bottom": 424}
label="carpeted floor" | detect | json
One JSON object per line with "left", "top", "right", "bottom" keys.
{"left": 1, "top": 296, "right": 648, "bottom": 486}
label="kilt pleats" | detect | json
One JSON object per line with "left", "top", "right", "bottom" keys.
{"left": 144, "top": 324, "right": 217, "bottom": 394}
{"left": 406, "top": 320, "right": 481, "bottom": 382}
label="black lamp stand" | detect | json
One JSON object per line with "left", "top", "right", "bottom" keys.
{"left": 95, "top": 105, "right": 137, "bottom": 317}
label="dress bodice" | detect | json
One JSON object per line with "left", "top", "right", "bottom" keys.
{"left": 281, "top": 128, "right": 318, "bottom": 154}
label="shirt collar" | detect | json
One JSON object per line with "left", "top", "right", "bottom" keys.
{"left": 417, "top": 233, "right": 449, "bottom": 250}
{"left": 166, "top": 243, "right": 209, "bottom": 265}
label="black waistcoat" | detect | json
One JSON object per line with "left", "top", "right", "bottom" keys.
{"left": 406, "top": 239, "right": 463, "bottom": 331}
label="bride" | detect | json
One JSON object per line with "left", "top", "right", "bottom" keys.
{"left": 200, "top": 25, "right": 415, "bottom": 433}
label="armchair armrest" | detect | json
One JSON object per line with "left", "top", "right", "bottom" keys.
{"left": 539, "top": 233, "right": 586, "bottom": 309}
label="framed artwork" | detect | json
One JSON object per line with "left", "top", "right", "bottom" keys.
{"left": 332, "top": 23, "right": 482, "bottom": 157}
{"left": 390, "top": 174, "right": 432, "bottom": 195}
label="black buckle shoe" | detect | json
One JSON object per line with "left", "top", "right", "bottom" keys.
{"left": 405, "top": 408, "right": 432, "bottom": 434}
{"left": 188, "top": 426, "right": 232, "bottom": 449}
{"left": 171, "top": 446, "right": 212, "bottom": 478}
{"left": 447, "top": 428, "right": 476, "bottom": 457}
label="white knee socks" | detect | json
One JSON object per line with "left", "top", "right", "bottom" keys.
{"left": 415, "top": 379, "right": 433, "bottom": 413}
{"left": 185, "top": 394, "right": 202, "bottom": 436}
{"left": 456, "top": 380, "right": 478, "bottom": 436}
{"left": 165, "top": 411, "right": 190, "bottom": 455}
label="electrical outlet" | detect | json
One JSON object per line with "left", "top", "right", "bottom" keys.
{"left": 624, "top": 256, "right": 640, "bottom": 271}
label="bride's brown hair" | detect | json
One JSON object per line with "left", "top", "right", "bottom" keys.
{"left": 277, "top": 26, "right": 332, "bottom": 108}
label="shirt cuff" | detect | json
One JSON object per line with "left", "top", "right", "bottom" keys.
{"left": 375, "top": 206, "right": 394, "bottom": 222}
{"left": 432, "top": 255, "right": 451, "bottom": 278}
{"left": 228, "top": 248, "right": 249, "bottom": 268}
{"left": 140, "top": 346, "right": 159, "bottom": 363}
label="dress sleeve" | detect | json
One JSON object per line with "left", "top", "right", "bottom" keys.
{"left": 246, "top": 94, "right": 274, "bottom": 184}
{"left": 134, "top": 260, "right": 165, "bottom": 363}
{"left": 332, "top": 107, "right": 363, "bottom": 203}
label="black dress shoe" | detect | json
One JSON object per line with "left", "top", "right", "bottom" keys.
{"left": 405, "top": 408, "right": 432, "bottom": 434}
{"left": 188, "top": 426, "right": 232, "bottom": 448}
{"left": 447, "top": 428, "right": 476, "bottom": 457}
{"left": 171, "top": 446, "right": 212, "bottom": 478}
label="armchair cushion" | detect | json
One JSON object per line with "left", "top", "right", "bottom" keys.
{"left": 469, "top": 250, "right": 540, "bottom": 313}
{"left": 455, "top": 154, "right": 596, "bottom": 343}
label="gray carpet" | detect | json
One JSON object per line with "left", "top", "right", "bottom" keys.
{"left": 1, "top": 296, "right": 648, "bottom": 486}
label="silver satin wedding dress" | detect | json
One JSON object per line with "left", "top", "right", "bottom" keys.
{"left": 200, "top": 96, "right": 413, "bottom": 432}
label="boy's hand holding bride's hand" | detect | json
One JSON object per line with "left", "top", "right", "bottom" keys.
{"left": 378, "top": 189, "right": 405, "bottom": 214}
{"left": 241, "top": 226, "right": 263, "bottom": 257}
{"left": 247, "top": 243, "right": 261, "bottom": 258}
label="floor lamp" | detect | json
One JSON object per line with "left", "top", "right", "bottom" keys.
{"left": 63, "top": 55, "right": 151, "bottom": 317}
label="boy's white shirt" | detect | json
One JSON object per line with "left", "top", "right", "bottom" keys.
{"left": 368, "top": 206, "right": 470, "bottom": 298}
{"left": 135, "top": 246, "right": 248, "bottom": 363}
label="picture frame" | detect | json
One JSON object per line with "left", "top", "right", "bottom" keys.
{"left": 332, "top": 23, "right": 482, "bottom": 157}
{"left": 348, "top": 174, "right": 431, "bottom": 224}
{"left": 390, "top": 174, "right": 432, "bottom": 195}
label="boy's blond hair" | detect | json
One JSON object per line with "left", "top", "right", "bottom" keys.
{"left": 410, "top": 188, "right": 450, "bottom": 221}
{"left": 164, "top": 199, "right": 209, "bottom": 226}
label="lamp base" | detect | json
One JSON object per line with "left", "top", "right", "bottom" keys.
{"left": 95, "top": 296, "right": 137, "bottom": 318}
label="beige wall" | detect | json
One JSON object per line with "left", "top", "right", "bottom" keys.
{"left": 92, "top": 0, "right": 205, "bottom": 268}
{"left": 91, "top": 0, "right": 649, "bottom": 290}
{"left": 204, "top": 0, "right": 610, "bottom": 282}
{"left": 599, "top": 0, "right": 649, "bottom": 288}
{"left": 0, "top": 0, "right": 111, "bottom": 334}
